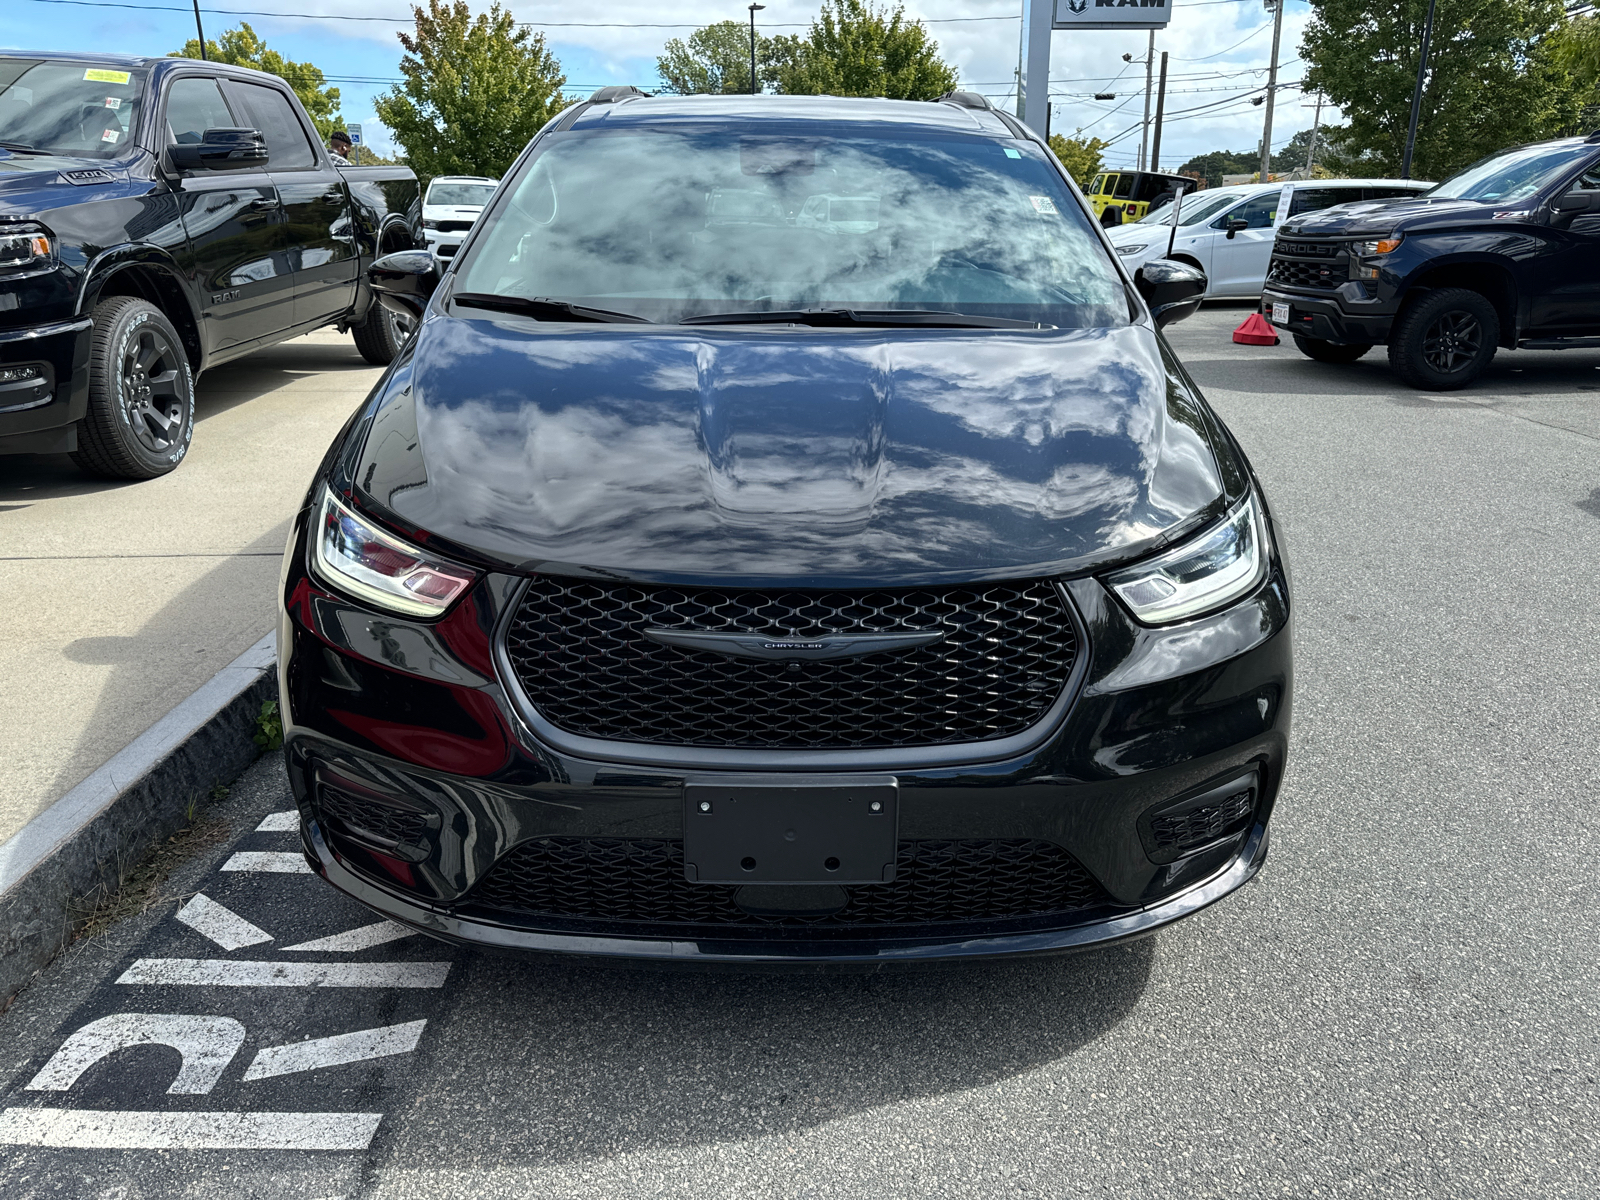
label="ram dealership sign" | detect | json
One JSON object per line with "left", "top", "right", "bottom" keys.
{"left": 1053, "top": 0, "right": 1171, "bottom": 30}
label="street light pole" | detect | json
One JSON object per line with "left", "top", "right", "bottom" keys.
{"left": 748, "top": 4, "right": 765, "bottom": 96}
{"left": 1401, "top": 0, "right": 1438, "bottom": 179}
{"left": 192, "top": 0, "right": 208, "bottom": 59}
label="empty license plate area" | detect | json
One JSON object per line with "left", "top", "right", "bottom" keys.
{"left": 683, "top": 780, "right": 898, "bottom": 884}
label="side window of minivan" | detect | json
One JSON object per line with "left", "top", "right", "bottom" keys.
{"left": 1362, "top": 186, "right": 1421, "bottom": 201}
{"left": 1214, "top": 192, "right": 1277, "bottom": 229}
{"left": 1288, "top": 186, "right": 1358, "bottom": 216}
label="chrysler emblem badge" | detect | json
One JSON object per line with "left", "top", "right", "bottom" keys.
{"left": 643, "top": 628, "right": 944, "bottom": 661}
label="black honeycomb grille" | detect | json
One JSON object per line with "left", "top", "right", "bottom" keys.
{"left": 503, "top": 578, "right": 1078, "bottom": 749}
{"left": 465, "top": 836, "right": 1111, "bottom": 929}
{"left": 1148, "top": 789, "right": 1254, "bottom": 855}
{"left": 319, "top": 785, "right": 430, "bottom": 846}
{"left": 1267, "top": 256, "right": 1348, "bottom": 289}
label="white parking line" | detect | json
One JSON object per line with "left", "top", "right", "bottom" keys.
{"left": 0, "top": 1107, "right": 384, "bottom": 1150}
{"left": 282, "top": 921, "right": 417, "bottom": 953}
{"left": 221, "top": 851, "right": 313, "bottom": 873}
{"left": 243, "top": 1020, "right": 427, "bottom": 1081}
{"left": 255, "top": 811, "right": 301, "bottom": 832}
{"left": 175, "top": 893, "right": 274, "bottom": 950}
{"left": 25, "top": 1014, "right": 246, "bottom": 1095}
{"left": 115, "top": 959, "right": 452, "bottom": 988}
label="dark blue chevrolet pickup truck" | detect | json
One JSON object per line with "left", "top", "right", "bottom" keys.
{"left": 0, "top": 51, "right": 420, "bottom": 477}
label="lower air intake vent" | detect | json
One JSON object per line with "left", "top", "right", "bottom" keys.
{"left": 463, "top": 836, "right": 1111, "bottom": 931}
{"left": 1140, "top": 778, "right": 1257, "bottom": 864}
{"left": 318, "top": 784, "right": 431, "bottom": 847}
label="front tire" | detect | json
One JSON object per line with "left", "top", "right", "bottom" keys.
{"left": 71, "top": 297, "right": 195, "bottom": 480}
{"left": 1387, "top": 288, "right": 1498, "bottom": 391}
{"left": 1293, "top": 335, "right": 1371, "bottom": 363}
{"left": 351, "top": 299, "right": 415, "bottom": 366}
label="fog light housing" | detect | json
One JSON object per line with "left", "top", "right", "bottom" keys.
{"left": 1138, "top": 770, "right": 1259, "bottom": 864}
{"left": 0, "top": 364, "right": 41, "bottom": 384}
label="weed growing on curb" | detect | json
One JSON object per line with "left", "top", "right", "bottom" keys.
{"left": 253, "top": 699, "right": 283, "bottom": 751}
{"left": 69, "top": 815, "right": 230, "bottom": 940}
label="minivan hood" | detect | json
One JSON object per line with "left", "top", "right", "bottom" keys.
{"left": 352, "top": 315, "right": 1230, "bottom": 586}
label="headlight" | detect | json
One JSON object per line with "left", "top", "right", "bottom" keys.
{"left": 311, "top": 488, "right": 477, "bottom": 617}
{"left": 1351, "top": 235, "right": 1402, "bottom": 256}
{"left": 0, "top": 224, "right": 55, "bottom": 273}
{"left": 1115, "top": 243, "right": 1149, "bottom": 255}
{"left": 1105, "top": 497, "right": 1267, "bottom": 624}
{"left": 423, "top": 218, "right": 439, "bottom": 229}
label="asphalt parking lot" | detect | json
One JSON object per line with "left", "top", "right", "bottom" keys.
{"left": 1, "top": 304, "right": 1597, "bottom": 1198}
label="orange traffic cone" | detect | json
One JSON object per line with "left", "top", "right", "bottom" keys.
{"left": 1233, "top": 312, "right": 1279, "bottom": 346}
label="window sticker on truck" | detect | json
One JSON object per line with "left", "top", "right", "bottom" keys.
{"left": 83, "top": 68, "right": 131, "bottom": 84}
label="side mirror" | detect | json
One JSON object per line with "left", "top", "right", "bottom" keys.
{"left": 1224, "top": 217, "right": 1249, "bottom": 239}
{"left": 169, "top": 128, "right": 268, "bottom": 172}
{"left": 1135, "top": 259, "right": 1206, "bottom": 329}
{"left": 368, "top": 250, "right": 440, "bottom": 322}
{"left": 1552, "top": 190, "right": 1600, "bottom": 213}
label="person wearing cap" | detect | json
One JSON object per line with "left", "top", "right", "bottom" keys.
{"left": 328, "top": 130, "right": 353, "bottom": 163}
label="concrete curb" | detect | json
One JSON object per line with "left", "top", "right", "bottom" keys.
{"left": 0, "top": 632, "right": 278, "bottom": 1006}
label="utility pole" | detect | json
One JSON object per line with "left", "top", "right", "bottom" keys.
{"left": 192, "top": 0, "right": 207, "bottom": 58}
{"left": 1139, "top": 31, "right": 1155, "bottom": 171}
{"left": 1259, "top": 0, "right": 1284, "bottom": 180}
{"left": 1149, "top": 51, "right": 1169, "bottom": 172}
{"left": 1401, "top": 0, "right": 1439, "bottom": 178}
{"left": 747, "top": 3, "right": 765, "bottom": 96}
{"left": 1305, "top": 92, "right": 1323, "bottom": 174}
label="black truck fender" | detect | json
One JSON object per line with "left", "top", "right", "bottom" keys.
{"left": 76, "top": 243, "right": 204, "bottom": 371}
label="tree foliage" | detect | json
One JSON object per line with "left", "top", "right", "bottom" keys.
{"left": 375, "top": 0, "right": 567, "bottom": 182}
{"left": 773, "top": 0, "right": 958, "bottom": 99}
{"left": 660, "top": 2, "right": 957, "bottom": 101}
{"left": 171, "top": 24, "right": 341, "bottom": 138}
{"left": 1300, "top": 0, "right": 1578, "bottom": 181}
{"left": 1047, "top": 133, "right": 1108, "bottom": 189}
{"left": 658, "top": 21, "right": 787, "bottom": 94}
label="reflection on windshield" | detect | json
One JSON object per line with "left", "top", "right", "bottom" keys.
{"left": 1428, "top": 143, "right": 1593, "bottom": 203}
{"left": 453, "top": 129, "right": 1128, "bottom": 327}
{"left": 1136, "top": 192, "right": 1243, "bottom": 226}
{"left": 0, "top": 58, "right": 144, "bottom": 158}
{"left": 427, "top": 183, "right": 497, "bottom": 206}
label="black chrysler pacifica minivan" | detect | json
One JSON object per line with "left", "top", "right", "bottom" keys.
{"left": 278, "top": 90, "right": 1292, "bottom": 963}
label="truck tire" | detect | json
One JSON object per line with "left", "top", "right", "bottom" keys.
{"left": 70, "top": 296, "right": 195, "bottom": 480}
{"left": 1293, "top": 335, "right": 1371, "bottom": 363}
{"left": 352, "top": 300, "right": 414, "bottom": 366}
{"left": 1387, "top": 288, "right": 1499, "bottom": 391}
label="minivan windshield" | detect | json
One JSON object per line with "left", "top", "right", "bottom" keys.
{"left": 1427, "top": 142, "right": 1595, "bottom": 203}
{"left": 453, "top": 127, "right": 1128, "bottom": 327}
{"left": 427, "top": 181, "right": 497, "bottom": 207}
{"left": 0, "top": 58, "right": 145, "bottom": 158}
{"left": 1136, "top": 190, "right": 1243, "bottom": 226}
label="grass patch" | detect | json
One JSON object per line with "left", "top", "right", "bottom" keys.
{"left": 69, "top": 814, "right": 232, "bottom": 941}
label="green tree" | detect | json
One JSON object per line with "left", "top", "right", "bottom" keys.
{"left": 375, "top": 0, "right": 567, "bottom": 182}
{"left": 171, "top": 24, "right": 341, "bottom": 138}
{"left": 771, "top": 0, "right": 958, "bottom": 100}
{"left": 658, "top": 21, "right": 788, "bottom": 94}
{"left": 1178, "top": 148, "right": 1257, "bottom": 188}
{"left": 1048, "top": 133, "right": 1108, "bottom": 189}
{"left": 1301, "top": 0, "right": 1578, "bottom": 181}
{"left": 1552, "top": 14, "right": 1600, "bottom": 125}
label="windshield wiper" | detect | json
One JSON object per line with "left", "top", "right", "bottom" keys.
{"left": 681, "top": 308, "right": 1048, "bottom": 330}
{"left": 0, "top": 141, "right": 50, "bottom": 155}
{"left": 451, "top": 292, "right": 648, "bottom": 324}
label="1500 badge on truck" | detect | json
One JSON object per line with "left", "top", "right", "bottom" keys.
{"left": 1262, "top": 132, "right": 1600, "bottom": 390}
{"left": 0, "top": 51, "right": 422, "bottom": 478}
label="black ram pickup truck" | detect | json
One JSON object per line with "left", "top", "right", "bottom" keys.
{"left": 0, "top": 51, "right": 421, "bottom": 477}
{"left": 1262, "top": 132, "right": 1600, "bottom": 390}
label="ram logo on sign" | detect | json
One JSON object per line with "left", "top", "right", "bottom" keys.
{"left": 1053, "top": 0, "right": 1170, "bottom": 29}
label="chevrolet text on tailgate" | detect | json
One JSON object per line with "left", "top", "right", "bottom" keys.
{"left": 0, "top": 51, "right": 422, "bottom": 477}
{"left": 1263, "top": 132, "right": 1600, "bottom": 389}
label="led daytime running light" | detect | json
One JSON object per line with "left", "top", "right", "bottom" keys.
{"left": 1106, "top": 497, "right": 1267, "bottom": 625}
{"left": 312, "top": 488, "right": 477, "bottom": 617}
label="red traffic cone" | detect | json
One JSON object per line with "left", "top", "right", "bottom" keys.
{"left": 1233, "top": 312, "right": 1280, "bottom": 346}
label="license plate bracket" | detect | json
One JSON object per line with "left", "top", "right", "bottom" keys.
{"left": 683, "top": 779, "right": 898, "bottom": 884}
{"left": 1271, "top": 301, "right": 1290, "bottom": 325}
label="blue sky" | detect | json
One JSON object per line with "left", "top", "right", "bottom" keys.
{"left": 3, "top": 0, "right": 1325, "bottom": 169}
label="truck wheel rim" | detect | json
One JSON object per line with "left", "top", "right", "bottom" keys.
{"left": 388, "top": 306, "right": 416, "bottom": 346}
{"left": 1421, "top": 310, "right": 1481, "bottom": 374}
{"left": 120, "top": 326, "right": 186, "bottom": 454}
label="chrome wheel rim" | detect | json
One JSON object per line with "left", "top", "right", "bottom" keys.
{"left": 1422, "top": 310, "right": 1482, "bottom": 374}
{"left": 120, "top": 325, "right": 186, "bottom": 454}
{"left": 387, "top": 305, "right": 416, "bottom": 346}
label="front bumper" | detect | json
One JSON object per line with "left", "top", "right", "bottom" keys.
{"left": 278, "top": 510, "right": 1293, "bottom": 963}
{"left": 424, "top": 229, "right": 468, "bottom": 262}
{"left": 1261, "top": 287, "right": 1397, "bottom": 345}
{"left": 0, "top": 315, "right": 92, "bottom": 454}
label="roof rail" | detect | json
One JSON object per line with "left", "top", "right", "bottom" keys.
{"left": 589, "top": 85, "right": 650, "bottom": 104}
{"left": 938, "top": 91, "right": 993, "bottom": 111}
